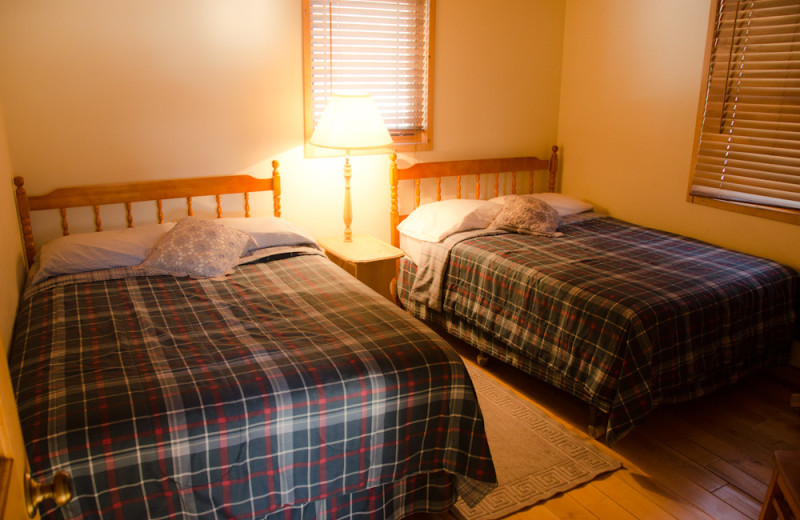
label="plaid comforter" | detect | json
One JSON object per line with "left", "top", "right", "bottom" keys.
{"left": 398, "top": 216, "right": 798, "bottom": 444}
{"left": 10, "top": 247, "right": 496, "bottom": 519}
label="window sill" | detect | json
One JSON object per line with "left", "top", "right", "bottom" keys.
{"left": 688, "top": 195, "right": 800, "bottom": 226}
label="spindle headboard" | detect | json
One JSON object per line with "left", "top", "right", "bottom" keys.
{"left": 14, "top": 161, "right": 281, "bottom": 267}
{"left": 389, "top": 146, "right": 559, "bottom": 247}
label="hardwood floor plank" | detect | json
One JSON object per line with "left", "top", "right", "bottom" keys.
{"left": 657, "top": 408, "right": 774, "bottom": 483}
{"left": 685, "top": 387, "right": 770, "bottom": 426}
{"left": 613, "top": 434, "right": 750, "bottom": 519}
{"left": 729, "top": 383, "right": 796, "bottom": 427}
{"left": 712, "top": 484, "right": 762, "bottom": 520}
{"left": 589, "top": 473, "right": 678, "bottom": 520}
{"left": 750, "top": 418, "right": 800, "bottom": 453}
{"left": 706, "top": 459, "right": 768, "bottom": 501}
{"left": 615, "top": 430, "right": 727, "bottom": 493}
{"left": 613, "top": 470, "right": 716, "bottom": 520}
{"left": 689, "top": 424, "right": 774, "bottom": 483}
{"left": 712, "top": 411, "right": 798, "bottom": 459}
{"left": 539, "top": 493, "right": 599, "bottom": 520}
{"left": 636, "top": 414, "right": 720, "bottom": 467}
{"left": 566, "top": 482, "right": 637, "bottom": 520}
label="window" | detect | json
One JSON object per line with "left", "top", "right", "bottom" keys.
{"left": 302, "top": 0, "right": 434, "bottom": 154}
{"left": 688, "top": 0, "right": 800, "bottom": 225}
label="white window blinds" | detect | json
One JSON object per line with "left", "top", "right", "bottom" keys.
{"left": 305, "top": 0, "right": 433, "bottom": 146}
{"left": 689, "top": 0, "right": 800, "bottom": 214}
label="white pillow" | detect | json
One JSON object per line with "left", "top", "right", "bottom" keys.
{"left": 530, "top": 192, "right": 593, "bottom": 216}
{"left": 219, "top": 217, "right": 319, "bottom": 253}
{"left": 489, "top": 193, "right": 593, "bottom": 217}
{"left": 397, "top": 199, "right": 502, "bottom": 243}
{"left": 32, "top": 222, "right": 175, "bottom": 284}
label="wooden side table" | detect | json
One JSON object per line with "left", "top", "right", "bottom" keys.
{"left": 318, "top": 234, "right": 404, "bottom": 301}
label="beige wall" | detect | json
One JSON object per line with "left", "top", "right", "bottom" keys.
{"left": 558, "top": 0, "right": 800, "bottom": 271}
{"left": 0, "top": 102, "right": 25, "bottom": 355}
{"left": 0, "top": 0, "right": 565, "bottom": 246}
{"left": 0, "top": 98, "right": 29, "bottom": 520}
{"left": 0, "top": 0, "right": 795, "bottom": 298}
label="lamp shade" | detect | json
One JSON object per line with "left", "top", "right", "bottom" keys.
{"left": 310, "top": 93, "right": 393, "bottom": 151}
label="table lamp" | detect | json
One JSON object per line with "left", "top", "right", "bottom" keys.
{"left": 310, "top": 93, "right": 393, "bottom": 242}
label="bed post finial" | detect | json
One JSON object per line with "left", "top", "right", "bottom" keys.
{"left": 549, "top": 145, "right": 559, "bottom": 192}
{"left": 272, "top": 160, "right": 281, "bottom": 217}
{"left": 390, "top": 153, "right": 399, "bottom": 247}
{"left": 14, "top": 176, "right": 37, "bottom": 267}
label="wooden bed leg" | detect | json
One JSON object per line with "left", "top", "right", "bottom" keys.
{"left": 476, "top": 353, "right": 490, "bottom": 367}
{"left": 587, "top": 406, "right": 607, "bottom": 439}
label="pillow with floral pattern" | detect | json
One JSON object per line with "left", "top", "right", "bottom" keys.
{"left": 137, "top": 217, "right": 254, "bottom": 278}
{"left": 489, "top": 195, "right": 563, "bottom": 237}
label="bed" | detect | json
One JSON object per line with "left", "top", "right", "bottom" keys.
{"left": 389, "top": 148, "right": 799, "bottom": 445}
{"left": 8, "top": 165, "right": 497, "bottom": 519}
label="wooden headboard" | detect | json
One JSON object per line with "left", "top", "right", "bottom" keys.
{"left": 389, "top": 146, "right": 559, "bottom": 247}
{"left": 14, "top": 161, "right": 282, "bottom": 267}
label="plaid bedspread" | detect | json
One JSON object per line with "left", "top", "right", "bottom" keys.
{"left": 10, "top": 248, "right": 496, "bottom": 519}
{"left": 398, "top": 217, "right": 798, "bottom": 444}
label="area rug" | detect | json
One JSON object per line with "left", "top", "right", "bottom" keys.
{"left": 455, "top": 363, "right": 622, "bottom": 520}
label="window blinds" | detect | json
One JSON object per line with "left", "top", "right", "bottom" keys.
{"left": 307, "top": 0, "right": 431, "bottom": 143}
{"left": 689, "top": 0, "right": 800, "bottom": 212}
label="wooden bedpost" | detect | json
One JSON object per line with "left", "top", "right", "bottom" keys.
{"left": 92, "top": 205, "right": 102, "bottom": 232}
{"left": 272, "top": 160, "right": 281, "bottom": 218}
{"left": 14, "top": 177, "right": 37, "bottom": 267}
{"left": 59, "top": 208, "right": 69, "bottom": 236}
{"left": 548, "top": 145, "right": 559, "bottom": 192}
{"left": 125, "top": 202, "right": 134, "bottom": 228}
{"left": 390, "top": 153, "right": 399, "bottom": 247}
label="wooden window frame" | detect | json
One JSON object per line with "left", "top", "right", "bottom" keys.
{"left": 687, "top": 0, "right": 800, "bottom": 226}
{"left": 302, "top": 0, "right": 435, "bottom": 158}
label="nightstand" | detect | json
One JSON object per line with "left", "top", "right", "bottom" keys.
{"left": 318, "top": 234, "right": 405, "bottom": 301}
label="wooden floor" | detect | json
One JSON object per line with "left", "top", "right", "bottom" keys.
{"left": 412, "top": 341, "right": 800, "bottom": 520}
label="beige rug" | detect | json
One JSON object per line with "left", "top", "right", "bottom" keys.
{"left": 456, "top": 363, "right": 622, "bottom": 520}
